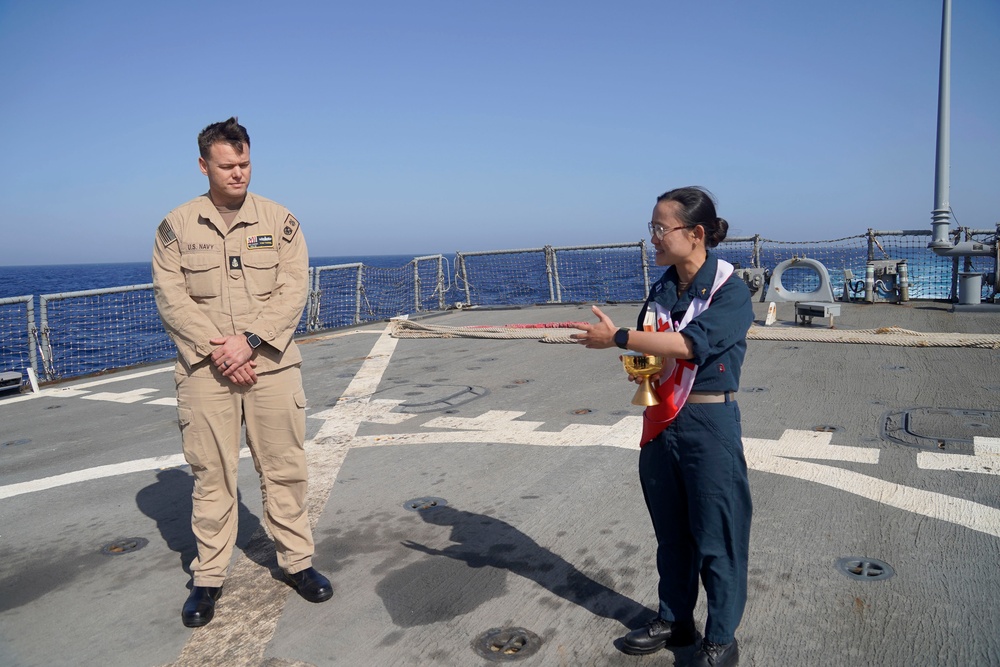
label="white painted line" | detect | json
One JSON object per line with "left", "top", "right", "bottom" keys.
{"left": 68, "top": 365, "right": 174, "bottom": 388}
{"left": 746, "top": 435, "right": 1000, "bottom": 539}
{"left": 975, "top": 436, "right": 1000, "bottom": 456}
{"left": 350, "top": 416, "right": 642, "bottom": 449}
{"left": 0, "top": 365, "right": 173, "bottom": 406}
{"left": 0, "top": 386, "right": 90, "bottom": 404}
{"left": 81, "top": 388, "right": 160, "bottom": 404}
{"left": 26, "top": 367, "right": 39, "bottom": 393}
{"left": 0, "top": 449, "right": 253, "bottom": 500}
{"left": 146, "top": 397, "right": 178, "bottom": 406}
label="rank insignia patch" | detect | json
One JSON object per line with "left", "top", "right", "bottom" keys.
{"left": 281, "top": 214, "right": 300, "bottom": 241}
{"left": 229, "top": 256, "right": 242, "bottom": 269}
{"left": 247, "top": 234, "right": 274, "bottom": 249}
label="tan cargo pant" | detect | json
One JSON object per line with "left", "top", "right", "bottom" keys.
{"left": 176, "top": 364, "right": 314, "bottom": 586}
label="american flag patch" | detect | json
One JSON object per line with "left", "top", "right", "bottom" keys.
{"left": 157, "top": 220, "right": 176, "bottom": 246}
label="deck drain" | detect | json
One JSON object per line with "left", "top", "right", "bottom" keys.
{"left": 473, "top": 627, "right": 542, "bottom": 661}
{"left": 403, "top": 497, "right": 448, "bottom": 512}
{"left": 743, "top": 386, "right": 768, "bottom": 393}
{"left": 835, "top": 557, "right": 894, "bottom": 581}
{"left": 814, "top": 425, "right": 841, "bottom": 433}
{"left": 511, "top": 379, "right": 530, "bottom": 385}
{"left": 100, "top": 537, "right": 149, "bottom": 556}
{"left": 572, "top": 408, "right": 592, "bottom": 415}
{"left": 3, "top": 439, "right": 31, "bottom": 447}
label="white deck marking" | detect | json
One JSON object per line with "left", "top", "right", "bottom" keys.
{"left": 81, "top": 387, "right": 160, "bottom": 403}
{"left": 0, "top": 365, "right": 172, "bottom": 406}
{"left": 974, "top": 436, "right": 1000, "bottom": 455}
{"left": 746, "top": 430, "right": 1000, "bottom": 538}
{"left": 146, "top": 397, "right": 178, "bottom": 406}
{"left": 917, "top": 436, "right": 1000, "bottom": 476}
{"left": 0, "top": 450, "right": 253, "bottom": 500}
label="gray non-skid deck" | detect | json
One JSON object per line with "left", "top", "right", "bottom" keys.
{"left": 1, "top": 301, "right": 998, "bottom": 666}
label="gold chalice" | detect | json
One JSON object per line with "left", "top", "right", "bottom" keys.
{"left": 621, "top": 352, "right": 664, "bottom": 406}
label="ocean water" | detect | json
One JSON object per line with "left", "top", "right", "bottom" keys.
{"left": 0, "top": 255, "right": 423, "bottom": 301}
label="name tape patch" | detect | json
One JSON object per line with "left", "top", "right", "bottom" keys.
{"left": 247, "top": 234, "right": 274, "bottom": 249}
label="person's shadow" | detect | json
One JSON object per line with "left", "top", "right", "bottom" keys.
{"left": 136, "top": 468, "right": 277, "bottom": 584}
{"left": 377, "top": 504, "right": 652, "bottom": 631}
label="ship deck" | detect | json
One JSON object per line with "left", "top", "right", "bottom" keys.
{"left": 1, "top": 300, "right": 999, "bottom": 666}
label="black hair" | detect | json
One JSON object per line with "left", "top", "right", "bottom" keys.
{"left": 656, "top": 186, "right": 729, "bottom": 248}
{"left": 197, "top": 117, "right": 250, "bottom": 159}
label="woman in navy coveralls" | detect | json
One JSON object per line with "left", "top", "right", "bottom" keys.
{"left": 573, "top": 187, "right": 753, "bottom": 667}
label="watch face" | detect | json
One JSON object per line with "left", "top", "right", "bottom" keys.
{"left": 614, "top": 328, "right": 629, "bottom": 348}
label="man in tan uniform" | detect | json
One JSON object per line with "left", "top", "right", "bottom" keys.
{"left": 153, "top": 117, "right": 332, "bottom": 628}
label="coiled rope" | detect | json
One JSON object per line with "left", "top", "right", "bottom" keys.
{"left": 391, "top": 320, "right": 1000, "bottom": 349}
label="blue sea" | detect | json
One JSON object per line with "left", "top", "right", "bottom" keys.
{"left": 0, "top": 255, "right": 423, "bottom": 301}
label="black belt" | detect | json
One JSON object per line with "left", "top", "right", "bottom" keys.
{"left": 686, "top": 390, "right": 736, "bottom": 404}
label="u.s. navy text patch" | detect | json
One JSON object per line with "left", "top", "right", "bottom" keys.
{"left": 247, "top": 234, "right": 274, "bottom": 249}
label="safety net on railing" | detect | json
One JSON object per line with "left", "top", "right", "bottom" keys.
{"left": 40, "top": 285, "right": 174, "bottom": 379}
{"left": 0, "top": 296, "right": 33, "bottom": 380}
{"left": 455, "top": 249, "right": 550, "bottom": 306}
{"left": 550, "top": 243, "right": 649, "bottom": 303}
{"left": 312, "top": 256, "right": 446, "bottom": 330}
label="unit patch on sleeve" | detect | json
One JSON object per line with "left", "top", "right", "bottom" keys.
{"left": 246, "top": 234, "right": 274, "bottom": 250}
{"left": 281, "top": 214, "right": 300, "bottom": 242}
{"left": 157, "top": 220, "right": 177, "bottom": 246}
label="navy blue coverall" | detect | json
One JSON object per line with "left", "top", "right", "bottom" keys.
{"left": 635, "top": 252, "right": 755, "bottom": 646}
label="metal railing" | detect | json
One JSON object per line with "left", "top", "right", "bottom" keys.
{"left": 0, "top": 295, "right": 38, "bottom": 384}
{"left": 1, "top": 230, "right": 996, "bottom": 386}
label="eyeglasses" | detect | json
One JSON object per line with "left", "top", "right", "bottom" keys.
{"left": 648, "top": 222, "right": 689, "bottom": 240}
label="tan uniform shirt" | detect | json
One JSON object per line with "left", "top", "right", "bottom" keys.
{"left": 152, "top": 192, "right": 309, "bottom": 376}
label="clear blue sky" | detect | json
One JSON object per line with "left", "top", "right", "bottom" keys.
{"left": 1, "top": 0, "right": 997, "bottom": 266}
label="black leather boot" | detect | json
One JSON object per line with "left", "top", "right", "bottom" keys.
{"left": 620, "top": 617, "right": 697, "bottom": 655}
{"left": 181, "top": 586, "right": 222, "bottom": 628}
{"left": 284, "top": 567, "right": 333, "bottom": 603}
{"left": 691, "top": 639, "right": 739, "bottom": 667}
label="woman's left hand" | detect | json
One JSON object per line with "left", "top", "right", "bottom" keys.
{"left": 571, "top": 305, "right": 617, "bottom": 349}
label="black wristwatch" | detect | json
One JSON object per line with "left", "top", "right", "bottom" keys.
{"left": 613, "top": 328, "right": 630, "bottom": 350}
{"left": 244, "top": 331, "right": 263, "bottom": 349}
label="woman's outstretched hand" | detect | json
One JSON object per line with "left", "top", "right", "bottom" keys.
{"left": 571, "top": 305, "right": 618, "bottom": 349}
